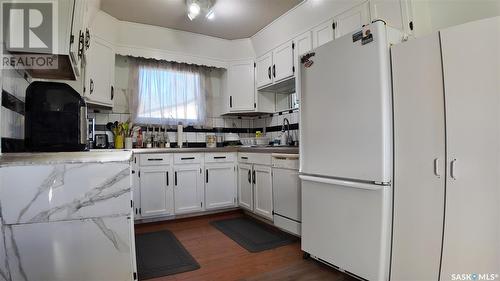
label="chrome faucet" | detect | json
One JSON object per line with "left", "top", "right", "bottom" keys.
{"left": 281, "top": 118, "right": 291, "bottom": 146}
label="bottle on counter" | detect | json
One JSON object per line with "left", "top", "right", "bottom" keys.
{"left": 164, "top": 125, "right": 171, "bottom": 148}
{"left": 136, "top": 129, "right": 143, "bottom": 148}
{"left": 177, "top": 122, "right": 183, "bottom": 148}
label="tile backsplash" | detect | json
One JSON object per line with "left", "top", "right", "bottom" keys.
{"left": 89, "top": 109, "right": 300, "bottom": 145}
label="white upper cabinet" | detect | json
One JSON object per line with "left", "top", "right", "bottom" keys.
{"left": 272, "top": 40, "right": 295, "bottom": 83}
{"left": 334, "top": 1, "right": 371, "bottom": 39}
{"left": 228, "top": 60, "right": 255, "bottom": 112}
{"left": 294, "top": 31, "right": 313, "bottom": 58}
{"left": 370, "top": 0, "right": 414, "bottom": 35}
{"left": 255, "top": 41, "right": 295, "bottom": 90}
{"left": 84, "top": 36, "right": 115, "bottom": 107}
{"left": 255, "top": 52, "right": 273, "bottom": 89}
{"left": 68, "top": 0, "right": 86, "bottom": 77}
{"left": 312, "top": 19, "right": 335, "bottom": 49}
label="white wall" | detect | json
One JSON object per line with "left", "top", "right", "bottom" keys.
{"left": 91, "top": 11, "right": 255, "bottom": 69}
{"left": 251, "top": 0, "right": 365, "bottom": 56}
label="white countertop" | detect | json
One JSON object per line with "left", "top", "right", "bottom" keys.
{"left": 0, "top": 146, "right": 299, "bottom": 167}
{"left": 0, "top": 151, "right": 133, "bottom": 167}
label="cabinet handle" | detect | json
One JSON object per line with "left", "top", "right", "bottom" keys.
{"left": 166, "top": 171, "right": 169, "bottom": 186}
{"left": 433, "top": 158, "right": 441, "bottom": 178}
{"left": 147, "top": 158, "right": 163, "bottom": 161}
{"left": 77, "top": 30, "right": 84, "bottom": 58}
{"left": 241, "top": 157, "right": 248, "bottom": 160}
{"left": 247, "top": 170, "right": 251, "bottom": 183}
{"left": 214, "top": 156, "right": 226, "bottom": 159}
{"left": 273, "top": 65, "right": 276, "bottom": 78}
{"left": 85, "top": 28, "right": 90, "bottom": 50}
{"left": 111, "top": 86, "right": 114, "bottom": 100}
{"left": 252, "top": 170, "right": 256, "bottom": 184}
{"left": 450, "top": 159, "right": 457, "bottom": 180}
{"left": 206, "top": 169, "right": 209, "bottom": 183}
{"left": 230, "top": 96, "right": 232, "bottom": 108}
{"left": 174, "top": 171, "right": 178, "bottom": 186}
{"left": 181, "top": 157, "right": 195, "bottom": 160}
{"left": 89, "top": 79, "right": 94, "bottom": 95}
{"left": 268, "top": 66, "right": 271, "bottom": 79}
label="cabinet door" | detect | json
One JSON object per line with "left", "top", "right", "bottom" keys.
{"left": 294, "top": 31, "right": 313, "bottom": 105}
{"left": 334, "top": 1, "right": 370, "bottom": 39}
{"left": 228, "top": 60, "right": 255, "bottom": 112}
{"left": 312, "top": 19, "right": 334, "bottom": 49}
{"left": 253, "top": 165, "right": 273, "bottom": 220}
{"left": 174, "top": 165, "right": 204, "bottom": 214}
{"left": 295, "top": 31, "right": 313, "bottom": 57}
{"left": 371, "top": 0, "right": 413, "bottom": 35}
{"left": 238, "top": 164, "right": 253, "bottom": 211}
{"left": 272, "top": 41, "right": 294, "bottom": 83}
{"left": 69, "top": 0, "right": 85, "bottom": 77}
{"left": 205, "top": 164, "right": 236, "bottom": 210}
{"left": 139, "top": 167, "right": 173, "bottom": 217}
{"left": 391, "top": 33, "right": 445, "bottom": 281}
{"left": 84, "top": 36, "right": 114, "bottom": 106}
{"left": 440, "top": 17, "right": 500, "bottom": 276}
{"left": 132, "top": 156, "right": 141, "bottom": 219}
{"left": 370, "top": 0, "right": 404, "bottom": 31}
{"left": 255, "top": 52, "right": 273, "bottom": 89}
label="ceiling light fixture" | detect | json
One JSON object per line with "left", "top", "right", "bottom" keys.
{"left": 206, "top": 9, "right": 215, "bottom": 20}
{"left": 186, "top": 0, "right": 216, "bottom": 21}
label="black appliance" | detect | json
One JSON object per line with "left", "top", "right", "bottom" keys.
{"left": 25, "top": 81, "right": 88, "bottom": 152}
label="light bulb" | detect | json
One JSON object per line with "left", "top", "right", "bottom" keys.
{"left": 189, "top": 3, "right": 200, "bottom": 15}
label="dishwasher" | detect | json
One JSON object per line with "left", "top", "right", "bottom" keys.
{"left": 272, "top": 153, "right": 301, "bottom": 236}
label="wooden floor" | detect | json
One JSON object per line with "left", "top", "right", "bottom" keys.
{"left": 135, "top": 211, "right": 356, "bottom": 281}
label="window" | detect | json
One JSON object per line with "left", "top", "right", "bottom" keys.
{"left": 132, "top": 60, "right": 208, "bottom": 126}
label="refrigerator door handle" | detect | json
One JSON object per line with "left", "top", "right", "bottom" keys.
{"left": 450, "top": 159, "right": 457, "bottom": 180}
{"left": 433, "top": 158, "right": 441, "bottom": 178}
{"left": 299, "top": 175, "right": 386, "bottom": 191}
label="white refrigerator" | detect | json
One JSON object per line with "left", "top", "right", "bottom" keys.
{"left": 299, "top": 21, "right": 400, "bottom": 281}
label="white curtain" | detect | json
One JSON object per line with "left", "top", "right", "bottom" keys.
{"left": 128, "top": 57, "right": 213, "bottom": 127}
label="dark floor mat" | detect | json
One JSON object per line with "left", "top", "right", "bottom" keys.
{"left": 210, "top": 217, "right": 298, "bottom": 253}
{"left": 135, "top": 230, "right": 200, "bottom": 280}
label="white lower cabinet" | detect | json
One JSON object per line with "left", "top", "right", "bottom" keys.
{"left": 237, "top": 153, "right": 273, "bottom": 221}
{"left": 173, "top": 164, "right": 204, "bottom": 214}
{"left": 131, "top": 156, "right": 141, "bottom": 219}
{"left": 205, "top": 164, "right": 237, "bottom": 210}
{"left": 253, "top": 165, "right": 273, "bottom": 220}
{"left": 139, "top": 166, "right": 174, "bottom": 217}
{"left": 238, "top": 163, "right": 254, "bottom": 211}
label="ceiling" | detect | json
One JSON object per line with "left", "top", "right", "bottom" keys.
{"left": 100, "top": 0, "right": 303, "bottom": 40}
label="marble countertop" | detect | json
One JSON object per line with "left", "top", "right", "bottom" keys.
{"left": 0, "top": 146, "right": 298, "bottom": 167}
{"left": 0, "top": 151, "right": 133, "bottom": 167}
{"left": 129, "top": 146, "right": 299, "bottom": 154}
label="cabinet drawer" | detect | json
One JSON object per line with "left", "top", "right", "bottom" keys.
{"left": 140, "top": 154, "right": 172, "bottom": 166}
{"left": 238, "top": 153, "right": 272, "bottom": 166}
{"left": 205, "top": 153, "right": 235, "bottom": 163}
{"left": 174, "top": 153, "right": 203, "bottom": 164}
